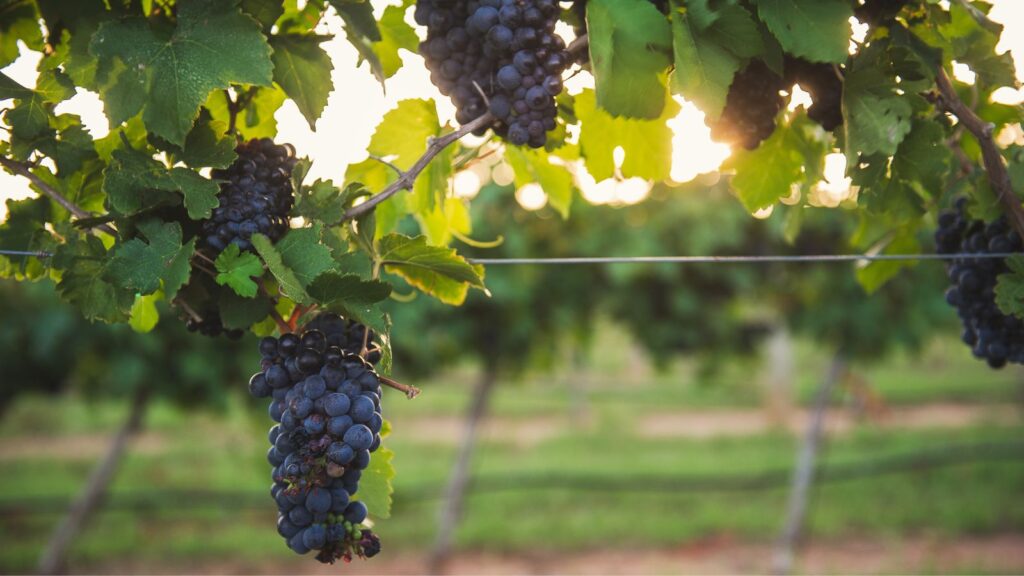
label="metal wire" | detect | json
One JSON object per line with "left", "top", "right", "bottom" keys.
{"left": 468, "top": 253, "right": 1020, "bottom": 265}
{"left": 0, "top": 249, "right": 1019, "bottom": 264}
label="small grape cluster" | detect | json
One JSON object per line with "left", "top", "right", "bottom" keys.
{"left": 785, "top": 57, "right": 844, "bottom": 131}
{"left": 202, "top": 138, "right": 297, "bottom": 254}
{"left": 710, "top": 60, "right": 787, "bottom": 150}
{"left": 935, "top": 200, "right": 1024, "bottom": 368}
{"left": 248, "top": 315, "right": 385, "bottom": 563}
{"left": 415, "top": 0, "right": 571, "bottom": 148}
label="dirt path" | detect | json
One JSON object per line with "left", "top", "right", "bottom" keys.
{"left": 0, "top": 403, "right": 1018, "bottom": 460}
{"left": 77, "top": 534, "right": 1024, "bottom": 575}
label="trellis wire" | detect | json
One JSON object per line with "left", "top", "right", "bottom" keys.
{"left": 0, "top": 249, "right": 1019, "bottom": 264}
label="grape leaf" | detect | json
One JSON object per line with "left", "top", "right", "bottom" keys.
{"left": 90, "top": 0, "right": 274, "bottom": 145}
{"left": 252, "top": 232, "right": 310, "bottom": 304}
{"left": 240, "top": 0, "right": 284, "bottom": 30}
{"left": 505, "top": 147, "right": 573, "bottom": 218}
{"left": 724, "top": 120, "right": 804, "bottom": 213}
{"left": 56, "top": 236, "right": 134, "bottom": 323}
{"left": 107, "top": 220, "right": 196, "bottom": 298}
{"left": 274, "top": 224, "right": 335, "bottom": 287}
{"left": 269, "top": 34, "right": 334, "bottom": 130}
{"left": 373, "top": 3, "right": 418, "bottom": 79}
{"left": 214, "top": 243, "right": 265, "bottom": 298}
{"left": 843, "top": 64, "right": 913, "bottom": 157}
{"left": 180, "top": 112, "right": 237, "bottom": 168}
{"left": 354, "top": 445, "right": 394, "bottom": 519}
{"left": 368, "top": 99, "right": 440, "bottom": 170}
{"left": 575, "top": 89, "right": 678, "bottom": 182}
{"left": 307, "top": 271, "right": 393, "bottom": 308}
{"left": 129, "top": 292, "right": 160, "bottom": 333}
{"left": 219, "top": 289, "right": 273, "bottom": 329}
{"left": 754, "top": 0, "right": 852, "bottom": 64}
{"left": 0, "top": 0, "right": 43, "bottom": 67}
{"left": 293, "top": 179, "right": 352, "bottom": 224}
{"left": 104, "top": 147, "right": 220, "bottom": 219}
{"left": 996, "top": 256, "right": 1024, "bottom": 320}
{"left": 586, "top": 0, "right": 673, "bottom": 119}
{"left": 252, "top": 225, "right": 334, "bottom": 305}
{"left": 378, "top": 234, "right": 486, "bottom": 306}
{"left": 669, "top": 2, "right": 744, "bottom": 122}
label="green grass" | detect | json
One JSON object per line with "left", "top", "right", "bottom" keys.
{"left": 0, "top": 334, "right": 1022, "bottom": 572}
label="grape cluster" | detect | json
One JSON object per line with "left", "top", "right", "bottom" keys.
{"left": 935, "top": 200, "right": 1024, "bottom": 368}
{"left": 303, "top": 314, "right": 381, "bottom": 365}
{"left": 785, "top": 57, "right": 844, "bottom": 131}
{"left": 248, "top": 317, "right": 386, "bottom": 563}
{"left": 710, "top": 60, "right": 787, "bottom": 150}
{"left": 202, "top": 138, "right": 297, "bottom": 254}
{"left": 415, "top": 0, "right": 571, "bottom": 148}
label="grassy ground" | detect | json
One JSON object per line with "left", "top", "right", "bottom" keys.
{"left": 0, "top": 335, "right": 1022, "bottom": 573}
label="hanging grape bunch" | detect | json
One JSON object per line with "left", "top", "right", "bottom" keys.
{"left": 201, "top": 138, "right": 298, "bottom": 254}
{"left": 935, "top": 200, "right": 1024, "bottom": 368}
{"left": 415, "top": 0, "right": 571, "bottom": 148}
{"left": 249, "top": 314, "right": 385, "bottom": 562}
{"left": 710, "top": 60, "right": 787, "bottom": 150}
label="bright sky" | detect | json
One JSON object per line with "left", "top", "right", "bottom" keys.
{"left": 1, "top": 1, "right": 1023, "bottom": 218}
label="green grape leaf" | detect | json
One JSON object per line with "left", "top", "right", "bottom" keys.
{"left": 843, "top": 65, "right": 913, "bottom": 157}
{"left": 269, "top": 33, "right": 334, "bottom": 130}
{"left": 219, "top": 289, "right": 273, "bottom": 329}
{"left": 107, "top": 220, "right": 196, "bottom": 297}
{"left": 307, "top": 271, "right": 393, "bottom": 309}
{"left": 586, "top": 0, "right": 673, "bottom": 118}
{"left": 56, "top": 236, "right": 134, "bottom": 323}
{"left": 181, "top": 112, "right": 237, "bottom": 168}
{"left": 505, "top": 147, "right": 573, "bottom": 218}
{"left": 0, "top": 196, "right": 54, "bottom": 276}
{"left": 0, "top": 0, "right": 44, "bottom": 67}
{"left": 374, "top": 3, "right": 418, "bottom": 79}
{"left": 996, "top": 256, "right": 1024, "bottom": 320}
{"left": 378, "top": 233, "right": 486, "bottom": 306}
{"left": 252, "top": 225, "right": 334, "bottom": 305}
{"left": 129, "top": 292, "right": 161, "bottom": 333}
{"left": 724, "top": 120, "right": 804, "bottom": 213}
{"left": 252, "top": 232, "right": 310, "bottom": 304}
{"left": 204, "top": 84, "right": 288, "bottom": 139}
{"left": 575, "top": 89, "right": 678, "bottom": 182}
{"left": 90, "top": 0, "right": 274, "bottom": 145}
{"left": 293, "top": 179, "right": 351, "bottom": 224}
{"left": 214, "top": 243, "right": 265, "bottom": 298}
{"left": 104, "top": 147, "right": 221, "bottom": 219}
{"left": 889, "top": 118, "right": 952, "bottom": 199}
{"left": 240, "top": 0, "right": 284, "bottom": 30}
{"left": 754, "top": 0, "right": 852, "bottom": 64}
{"left": 333, "top": 0, "right": 387, "bottom": 83}
{"left": 854, "top": 229, "right": 920, "bottom": 294}
{"left": 669, "top": 1, "right": 744, "bottom": 122}
{"left": 354, "top": 445, "right": 394, "bottom": 519}
{"left": 274, "top": 224, "right": 335, "bottom": 287}
{"left": 369, "top": 99, "right": 440, "bottom": 170}
{"left": 938, "top": 3, "right": 1017, "bottom": 88}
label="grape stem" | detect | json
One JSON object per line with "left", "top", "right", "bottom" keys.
{"left": 367, "top": 155, "right": 404, "bottom": 177}
{"left": 0, "top": 156, "right": 118, "bottom": 237}
{"left": 268, "top": 307, "right": 292, "bottom": 335}
{"left": 174, "top": 297, "right": 204, "bottom": 324}
{"left": 337, "top": 112, "right": 496, "bottom": 224}
{"left": 567, "top": 33, "right": 589, "bottom": 61}
{"left": 933, "top": 67, "right": 1024, "bottom": 241}
{"left": 380, "top": 376, "right": 421, "bottom": 399}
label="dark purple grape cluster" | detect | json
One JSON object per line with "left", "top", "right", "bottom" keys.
{"left": 710, "top": 60, "right": 787, "bottom": 150}
{"left": 935, "top": 200, "right": 1024, "bottom": 368}
{"left": 785, "top": 57, "right": 844, "bottom": 131}
{"left": 249, "top": 317, "right": 386, "bottom": 563}
{"left": 415, "top": 0, "right": 571, "bottom": 148}
{"left": 202, "top": 138, "right": 297, "bottom": 254}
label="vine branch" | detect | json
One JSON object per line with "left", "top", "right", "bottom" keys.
{"left": 0, "top": 156, "right": 118, "bottom": 237}
{"left": 380, "top": 375, "right": 421, "bottom": 399}
{"left": 933, "top": 67, "right": 1024, "bottom": 240}
{"left": 337, "top": 112, "right": 495, "bottom": 224}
